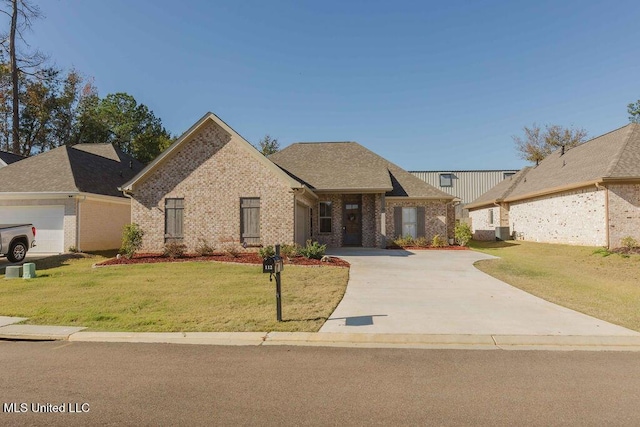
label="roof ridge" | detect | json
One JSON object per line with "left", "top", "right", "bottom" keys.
{"left": 64, "top": 145, "right": 83, "bottom": 193}
{"left": 604, "top": 123, "right": 639, "bottom": 177}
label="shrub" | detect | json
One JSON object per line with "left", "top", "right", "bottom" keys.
{"left": 259, "top": 245, "right": 275, "bottom": 259}
{"left": 431, "top": 234, "right": 447, "bottom": 247}
{"left": 454, "top": 223, "right": 473, "bottom": 247}
{"left": 298, "top": 240, "right": 326, "bottom": 259}
{"left": 219, "top": 237, "right": 242, "bottom": 258}
{"left": 414, "top": 236, "right": 429, "bottom": 247}
{"left": 120, "top": 223, "right": 144, "bottom": 259}
{"left": 621, "top": 236, "right": 639, "bottom": 250}
{"left": 163, "top": 241, "right": 186, "bottom": 258}
{"left": 68, "top": 246, "right": 79, "bottom": 253}
{"left": 195, "top": 238, "right": 215, "bottom": 256}
{"left": 280, "top": 243, "right": 300, "bottom": 259}
{"left": 393, "top": 234, "right": 415, "bottom": 247}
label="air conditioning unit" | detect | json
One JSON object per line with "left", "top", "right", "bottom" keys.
{"left": 495, "top": 227, "right": 511, "bottom": 241}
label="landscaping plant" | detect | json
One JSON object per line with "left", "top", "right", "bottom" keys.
{"left": 258, "top": 245, "right": 276, "bottom": 259}
{"left": 120, "top": 223, "right": 144, "bottom": 259}
{"left": 431, "top": 234, "right": 447, "bottom": 247}
{"left": 454, "top": 222, "right": 473, "bottom": 247}
{"left": 164, "top": 242, "right": 186, "bottom": 258}
{"left": 195, "top": 238, "right": 215, "bottom": 256}
{"left": 299, "top": 240, "right": 327, "bottom": 259}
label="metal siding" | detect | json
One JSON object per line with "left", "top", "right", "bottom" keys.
{"left": 409, "top": 171, "right": 518, "bottom": 205}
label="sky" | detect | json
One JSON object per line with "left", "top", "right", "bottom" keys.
{"left": 16, "top": 0, "right": 640, "bottom": 170}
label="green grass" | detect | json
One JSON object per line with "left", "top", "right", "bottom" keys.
{"left": 0, "top": 253, "right": 349, "bottom": 332}
{"left": 470, "top": 240, "right": 640, "bottom": 331}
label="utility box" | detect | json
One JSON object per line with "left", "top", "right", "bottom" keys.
{"left": 262, "top": 255, "right": 284, "bottom": 274}
{"left": 495, "top": 227, "right": 511, "bottom": 241}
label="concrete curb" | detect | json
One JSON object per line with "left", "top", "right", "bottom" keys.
{"left": 68, "top": 331, "right": 267, "bottom": 346}
{"left": 0, "top": 325, "right": 86, "bottom": 340}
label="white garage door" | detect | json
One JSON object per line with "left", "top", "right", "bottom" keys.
{"left": 0, "top": 205, "right": 65, "bottom": 253}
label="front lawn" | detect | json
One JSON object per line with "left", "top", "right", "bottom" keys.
{"left": 471, "top": 240, "right": 640, "bottom": 331}
{"left": 0, "top": 253, "right": 349, "bottom": 332}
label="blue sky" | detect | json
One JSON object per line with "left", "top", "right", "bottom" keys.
{"left": 23, "top": 0, "right": 640, "bottom": 170}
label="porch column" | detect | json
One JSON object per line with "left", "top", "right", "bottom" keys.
{"left": 380, "top": 194, "right": 386, "bottom": 248}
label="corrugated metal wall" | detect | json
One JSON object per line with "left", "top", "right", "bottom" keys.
{"left": 410, "top": 170, "right": 518, "bottom": 217}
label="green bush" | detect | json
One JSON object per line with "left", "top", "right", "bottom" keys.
{"left": 195, "top": 238, "right": 215, "bottom": 256}
{"left": 393, "top": 234, "right": 415, "bottom": 247}
{"left": 298, "top": 240, "right": 326, "bottom": 259}
{"left": 280, "top": 243, "right": 300, "bottom": 259}
{"left": 258, "top": 245, "right": 276, "bottom": 259}
{"left": 431, "top": 234, "right": 447, "bottom": 247}
{"left": 621, "top": 236, "right": 638, "bottom": 249}
{"left": 163, "top": 241, "right": 186, "bottom": 258}
{"left": 120, "top": 223, "right": 144, "bottom": 259}
{"left": 414, "top": 236, "right": 429, "bottom": 247}
{"left": 454, "top": 223, "right": 473, "bottom": 247}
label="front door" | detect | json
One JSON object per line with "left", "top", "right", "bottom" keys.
{"left": 342, "top": 201, "right": 362, "bottom": 246}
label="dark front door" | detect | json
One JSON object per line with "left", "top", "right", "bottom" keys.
{"left": 342, "top": 201, "right": 362, "bottom": 246}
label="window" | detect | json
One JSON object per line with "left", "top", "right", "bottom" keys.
{"left": 241, "top": 198, "right": 261, "bottom": 245}
{"left": 402, "top": 207, "right": 417, "bottom": 238}
{"left": 165, "top": 198, "right": 184, "bottom": 242}
{"left": 503, "top": 172, "right": 516, "bottom": 179}
{"left": 439, "top": 173, "right": 453, "bottom": 187}
{"left": 488, "top": 209, "right": 494, "bottom": 225}
{"left": 319, "top": 201, "right": 332, "bottom": 233}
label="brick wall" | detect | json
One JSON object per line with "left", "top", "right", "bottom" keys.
{"left": 508, "top": 187, "right": 607, "bottom": 246}
{"left": 79, "top": 199, "right": 130, "bottom": 251}
{"left": 608, "top": 183, "right": 640, "bottom": 248}
{"left": 314, "top": 194, "right": 344, "bottom": 248}
{"left": 131, "top": 122, "right": 295, "bottom": 253}
{"left": 386, "top": 199, "right": 449, "bottom": 243}
{"left": 469, "top": 204, "right": 509, "bottom": 241}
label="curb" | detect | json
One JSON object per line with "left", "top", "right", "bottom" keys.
{"left": 3, "top": 326, "right": 640, "bottom": 351}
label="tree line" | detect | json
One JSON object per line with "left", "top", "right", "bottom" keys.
{"left": 0, "top": 0, "right": 171, "bottom": 163}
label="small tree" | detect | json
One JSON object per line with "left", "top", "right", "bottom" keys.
{"left": 255, "top": 134, "right": 279, "bottom": 156}
{"left": 120, "top": 223, "right": 144, "bottom": 259}
{"left": 628, "top": 100, "right": 640, "bottom": 124}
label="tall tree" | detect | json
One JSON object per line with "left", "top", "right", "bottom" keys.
{"left": 255, "top": 134, "right": 279, "bottom": 156}
{"left": 513, "top": 123, "right": 588, "bottom": 163}
{"left": 74, "top": 92, "right": 173, "bottom": 163}
{"left": 0, "top": 0, "right": 45, "bottom": 154}
{"left": 628, "top": 100, "right": 640, "bottom": 123}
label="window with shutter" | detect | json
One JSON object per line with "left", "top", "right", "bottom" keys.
{"left": 241, "top": 198, "right": 261, "bottom": 245}
{"left": 319, "top": 201, "right": 332, "bottom": 233}
{"left": 165, "top": 198, "right": 184, "bottom": 242}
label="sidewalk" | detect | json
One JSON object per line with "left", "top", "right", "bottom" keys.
{"left": 2, "top": 317, "right": 640, "bottom": 351}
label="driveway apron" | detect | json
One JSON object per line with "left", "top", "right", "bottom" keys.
{"left": 320, "top": 248, "right": 639, "bottom": 336}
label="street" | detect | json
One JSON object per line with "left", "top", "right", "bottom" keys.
{"left": 1, "top": 342, "right": 640, "bottom": 426}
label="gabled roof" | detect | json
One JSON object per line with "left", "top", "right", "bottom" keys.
{"left": 468, "top": 123, "right": 640, "bottom": 209}
{"left": 466, "top": 168, "right": 531, "bottom": 209}
{"left": 121, "top": 112, "right": 304, "bottom": 192}
{"left": 0, "top": 143, "right": 144, "bottom": 198}
{"left": 0, "top": 150, "right": 25, "bottom": 166}
{"left": 269, "top": 142, "right": 454, "bottom": 199}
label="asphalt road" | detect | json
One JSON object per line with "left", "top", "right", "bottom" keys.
{"left": 1, "top": 341, "right": 640, "bottom": 426}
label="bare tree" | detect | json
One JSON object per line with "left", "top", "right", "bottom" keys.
{"left": 628, "top": 99, "right": 640, "bottom": 124}
{"left": 0, "top": 0, "right": 46, "bottom": 154}
{"left": 514, "top": 123, "right": 588, "bottom": 163}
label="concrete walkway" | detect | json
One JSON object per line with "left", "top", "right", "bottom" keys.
{"left": 320, "top": 248, "right": 640, "bottom": 336}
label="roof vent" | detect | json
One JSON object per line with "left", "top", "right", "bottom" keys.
{"left": 129, "top": 160, "right": 133, "bottom": 169}
{"left": 561, "top": 145, "right": 565, "bottom": 155}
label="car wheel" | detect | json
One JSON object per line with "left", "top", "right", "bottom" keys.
{"left": 7, "top": 241, "right": 27, "bottom": 263}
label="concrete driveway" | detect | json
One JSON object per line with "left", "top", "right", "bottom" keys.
{"left": 0, "top": 253, "right": 57, "bottom": 273}
{"left": 320, "top": 248, "right": 640, "bottom": 336}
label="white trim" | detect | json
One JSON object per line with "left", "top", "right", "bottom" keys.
{"left": 0, "top": 192, "right": 130, "bottom": 205}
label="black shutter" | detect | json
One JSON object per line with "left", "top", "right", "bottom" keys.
{"left": 416, "top": 206, "right": 426, "bottom": 238}
{"left": 394, "top": 207, "right": 402, "bottom": 238}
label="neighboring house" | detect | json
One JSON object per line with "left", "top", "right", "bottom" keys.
{"left": 0, "top": 150, "right": 25, "bottom": 168}
{"left": 0, "top": 144, "right": 144, "bottom": 253}
{"left": 410, "top": 170, "right": 518, "bottom": 218}
{"left": 466, "top": 123, "right": 640, "bottom": 248}
{"left": 121, "top": 112, "right": 456, "bottom": 252}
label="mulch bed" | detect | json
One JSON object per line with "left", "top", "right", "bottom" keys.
{"left": 386, "top": 245, "right": 470, "bottom": 251}
{"left": 96, "top": 253, "right": 350, "bottom": 268}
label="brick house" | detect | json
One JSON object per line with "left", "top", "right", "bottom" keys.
{"left": 467, "top": 123, "right": 640, "bottom": 248}
{"left": 0, "top": 144, "right": 143, "bottom": 253}
{"left": 121, "top": 112, "right": 456, "bottom": 252}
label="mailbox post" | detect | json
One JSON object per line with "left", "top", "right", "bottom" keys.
{"left": 262, "top": 244, "right": 284, "bottom": 322}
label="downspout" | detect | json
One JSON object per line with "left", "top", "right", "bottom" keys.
{"left": 75, "top": 195, "right": 87, "bottom": 252}
{"left": 596, "top": 182, "right": 609, "bottom": 248}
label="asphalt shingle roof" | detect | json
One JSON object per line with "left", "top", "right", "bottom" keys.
{"left": 468, "top": 123, "right": 640, "bottom": 208}
{"left": 0, "top": 144, "right": 144, "bottom": 197}
{"left": 0, "top": 150, "right": 25, "bottom": 165}
{"left": 269, "top": 142, "right": 454, "bottom": 199}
